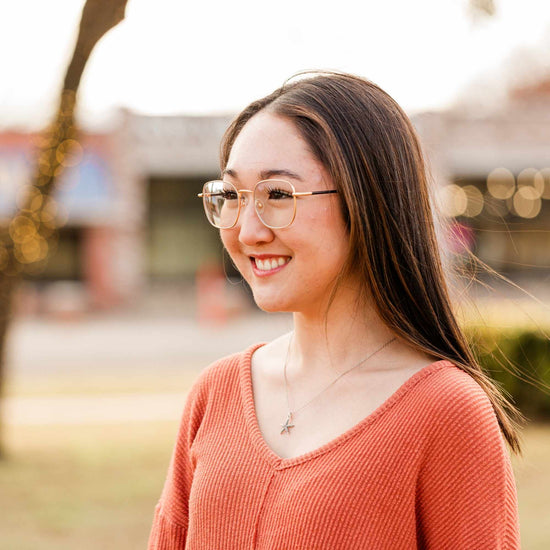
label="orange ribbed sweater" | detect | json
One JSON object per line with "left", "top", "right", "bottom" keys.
{"left": 149, "top": 344, "right": 520, "bottom": 549}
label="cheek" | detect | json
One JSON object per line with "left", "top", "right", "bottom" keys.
{"left": 313, "top": 210, "right": 349, "bottom": 253}
{"left": 219, "top": 229, "right": 232, "bottom": 252}
{"left": 220, "top": 228, "right": 241, "bottom": 253}
{"left": 220, "top": 230, "right": 248, "bottom": 270}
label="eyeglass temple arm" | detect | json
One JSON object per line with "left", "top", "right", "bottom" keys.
{"left": 293, "top": 190, "right": 338, "bottom": 197}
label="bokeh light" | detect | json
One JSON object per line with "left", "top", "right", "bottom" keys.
{"left": 512, "top": 185, "right": 542, "bottom": 218}
{"left": 539, "top": 167, "right": 550, "bottom": 200}
{"left": 440, "top": 184, "right": 467, "bottom": 217}
{"left": 463, "top": 185, "right": 484, "bottom": 217}
{"left": 517, "top": 167, "right": 543, "bottom": 199}
{"left": 39, "top": 199, "right": 58, "bottom": 224}
{"left": 56, "top": 139, "right": 83, "bottom": 167}
{"left": 9, "top": 214, "right": 37, "bottom": 244}
{"left": 483, "top": 192, "right": 507, "bottom": 217}
{"left": 487, "top": 167, "right": 515, "bottom": 199}
{"left": 16, "top": 185, "right": 41, "bottom": 210}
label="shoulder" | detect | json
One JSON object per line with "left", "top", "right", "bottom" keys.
{"left": 419, "top": 361, "right": 497, "bottom": 422}
{"left": 413, "top": 361, "right": 506, "bottom": 455}
{"left": 187, "top": 342, "right": 266, "bottom": 403}
{"left": 414, "top": 363, "right": 520, "bottom": 548}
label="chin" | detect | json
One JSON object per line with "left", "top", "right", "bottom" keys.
{"left": 251, "top": 291, "right": 293, "bottom": 313}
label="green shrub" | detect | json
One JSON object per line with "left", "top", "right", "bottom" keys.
{"left": 466, "top": 325, "right": 550, "bottom": 420}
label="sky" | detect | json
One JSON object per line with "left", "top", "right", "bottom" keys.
{"left": 0, "top": 0, "right": 549, "bottom": 131}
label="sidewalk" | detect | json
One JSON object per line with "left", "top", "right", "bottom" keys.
{"left": 6, "top": 308, "right": 293, "bottom": 374}
{"left": 5, "top": 277, "right": 549, "bottom": 426}
{"left": 3, "top": 306, "right": 293, "bottom": 426}
{"left": 4, "top": 392, "right": 188, "bottom": 425}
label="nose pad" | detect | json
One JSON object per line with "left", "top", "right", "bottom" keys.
{"left": 254, "top": 199, "right": 267, "bottom": 227}
{"left": 255, "top": 198, "right": 264, "bottom": 213}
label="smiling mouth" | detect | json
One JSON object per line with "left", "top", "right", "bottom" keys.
{"left": 251, "top": 256, "right": 291, "bottom": 272}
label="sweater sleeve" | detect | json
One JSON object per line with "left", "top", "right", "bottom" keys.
{"left": 415, "top": 373, "right": 521, "bottom": 549}
{"left": 148, "top": 374, "right": 207, "bottom": 550}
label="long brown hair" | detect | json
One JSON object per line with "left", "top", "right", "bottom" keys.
{"left": 220, "top": 71, "right": 524, "bottom": 454}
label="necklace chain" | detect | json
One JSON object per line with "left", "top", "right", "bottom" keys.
{"left": 281, "top": 334, "right": 397, "bottom": 435}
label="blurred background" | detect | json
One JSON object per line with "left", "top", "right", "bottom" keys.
{"left": 0, "top": 0, "right": 549, "bottom": 548}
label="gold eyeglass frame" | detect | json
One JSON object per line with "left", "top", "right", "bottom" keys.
{"left": 198, "top": 179, "right": 338, "bottom": 229}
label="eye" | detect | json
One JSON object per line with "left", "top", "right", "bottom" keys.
{"left": 266, "top": 186, "right": 293, "bottom": 200}
{"left": 221, "top": 189, "right": 238, "bottom": 200}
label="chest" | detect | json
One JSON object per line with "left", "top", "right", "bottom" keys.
{"left": 252, "top": 365, "right": 423, "bottom": 460}
{"left": 187, "top": 392, "right": 425, "bottom": 550}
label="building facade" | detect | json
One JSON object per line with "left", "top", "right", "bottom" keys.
{"left": 416, "top": 82, "right": 550, "bottom": 280}
{"left": 1, "top": 81, "right": 548, "bottom": 316}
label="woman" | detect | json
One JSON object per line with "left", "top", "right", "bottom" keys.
{"left": 149, "top": 72, "right": 522, "bottom": 549}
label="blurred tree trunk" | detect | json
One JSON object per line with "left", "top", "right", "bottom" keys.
{"left": 0, "top": 0, "right": 128, "bottom": 458}
{"left": 469, "top": 0, "right": 496, "bottom": 17}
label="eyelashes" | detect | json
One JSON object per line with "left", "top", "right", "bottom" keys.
{"left": 264, "top": 186, "right": 293, "bottom": 200}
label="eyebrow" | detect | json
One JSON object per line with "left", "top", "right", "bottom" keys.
{"left": 222, "top": 168, "right": 304, "bottom": 181}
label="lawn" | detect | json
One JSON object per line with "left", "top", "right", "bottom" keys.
{"left": 0, "top": 421, "right": 179, "bottom": 550}
{"left": 512, "top": 423, "right": 550, "bottom": 550}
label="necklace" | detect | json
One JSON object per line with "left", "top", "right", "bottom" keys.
{"left": 280, "top": 334, "right": 397, "bottom": 435}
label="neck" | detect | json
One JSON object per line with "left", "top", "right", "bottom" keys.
{"left": 290, "top": 286, "right": 397, "bottom": 376}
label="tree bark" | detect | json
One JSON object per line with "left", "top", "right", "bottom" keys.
{"left": 0, "top": 0, "right": 128, "bottom": 458}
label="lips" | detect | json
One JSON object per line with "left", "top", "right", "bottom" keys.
{"left": 250, "top": 255, "right": 291, "bottom": 275}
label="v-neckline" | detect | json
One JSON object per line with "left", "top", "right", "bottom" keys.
{"left": 239, "top": 343, "right": 455, "bottom": 470}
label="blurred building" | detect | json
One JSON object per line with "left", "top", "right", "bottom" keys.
{"left": 0, "top": 114, "right": 235, "bottom": 316}
{"left": 1, "top": 78, "right": 549, "bottom": 316}
{"left": 416, "top": 76, "right": 550, "bottom": 281}
{"left": 121, "top": 113, "right": 233, "bottom": 282}
{"left": 0, "top": 130, "right": 138, "bottom": 314}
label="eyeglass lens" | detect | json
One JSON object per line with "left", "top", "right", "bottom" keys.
{"left": 202, "top": 180, "right": 295, "bottom": 229}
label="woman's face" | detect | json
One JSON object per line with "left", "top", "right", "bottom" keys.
{"left": 220, "top": 111, "right": 351, "bottom": 315}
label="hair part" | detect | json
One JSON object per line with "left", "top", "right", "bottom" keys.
{"left": 221, "top": 70, "right": 524, "bottom": 455}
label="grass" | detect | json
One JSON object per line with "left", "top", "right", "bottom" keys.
{"left": 512, "top": 424, "right": 550, "bottom": 550}
{"left": 0, "top": 421, "right": 180, "bottom": 550}
{"left": 0, "top": 420, "right": 549, "bottom": 549}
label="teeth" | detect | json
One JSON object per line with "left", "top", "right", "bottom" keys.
{"left": 254, "top": 257, "right": 289, "bottom": 271}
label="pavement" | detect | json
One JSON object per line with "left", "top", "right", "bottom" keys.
{"left": 2, "top": 296, "right": 293, "bottom": 426}
{"left": 3, "top": 276, "right": 549, "bottom": 426}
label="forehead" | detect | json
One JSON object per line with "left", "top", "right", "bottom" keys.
{"left": 226, "top": 112, "right": 324, "bottom": 183}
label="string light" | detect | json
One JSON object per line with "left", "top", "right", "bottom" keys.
{"left": 512, "top": 186, "right": 542, "bottom": 218}
{"left": 440, "top": 184, "right": 467, "bottom": 217}
{"left": 462, "top": 185, "right": 484, "bottom": 217}
{"left": 517, "top": 168, "right": 543, "bottom": 199}
{"left": 539, "top": 168, "right": 550, "bottom": 200}
{"left": 487, "top": 167, "right": 515, "bottom": 200}
{"left": 1, "top": 91, "right": 80, "bottom": 275}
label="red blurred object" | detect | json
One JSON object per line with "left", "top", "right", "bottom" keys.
{"left": 196, "top": 263, "right": 227, "bottom": 325}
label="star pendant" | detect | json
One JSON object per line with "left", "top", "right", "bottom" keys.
{"left": 280, "top": 412, "right": 295, "bottom": 435}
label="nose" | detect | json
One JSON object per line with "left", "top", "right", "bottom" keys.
{"left": 237, "top": 193, "right": 274, "bottom": 246}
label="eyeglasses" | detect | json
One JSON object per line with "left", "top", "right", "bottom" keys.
{"left": 198, "top": 179, "right": 338, "bottom": 229}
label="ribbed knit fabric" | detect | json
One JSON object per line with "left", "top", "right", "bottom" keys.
{"left": 149, "top": 343, "right": 521, "bottom": 549}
